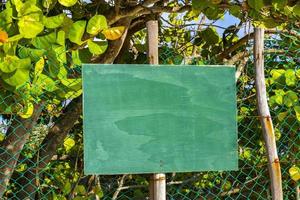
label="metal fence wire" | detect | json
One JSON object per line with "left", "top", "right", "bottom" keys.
{"left": 0, "top": 27, "right": 299, "bottom": 200}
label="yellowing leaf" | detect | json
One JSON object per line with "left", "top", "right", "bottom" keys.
{"left": 58, "top": 0, "right": 77, "bottom": 7}
{"left": 0, "top": 133, "right": 5, "bottom": 142}
{"left": 277, "top": 112, "right": 288, "bottom": 122}
{"left": 64, "top": 137, "right": 75, "bottom": 152}
{"left": 294, "top": 106, "right": 300, "bottom": 122}
{"left": 102, "top": 26, "right": 125, "bottom": 40}
{"left": 18, "top": 102, "right": 34, "bottom": 119}
{"left": 0, "top": 30, "right": 8, "bottom": 43}
{"left": 211, "top": 0, "right": 222, "bottom": 4}
{"left": 289, "top": 166, "right": 300, "bottom": 182}
{"left": 270, "top": 69, "right": 285, "bottom": 80}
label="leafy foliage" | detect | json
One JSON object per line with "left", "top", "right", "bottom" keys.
{"left": 0, "top": 0, "right": 124, "bottom": 119}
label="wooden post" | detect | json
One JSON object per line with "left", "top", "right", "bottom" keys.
{"left": 147, "top": 20, "right": 159, "bottom": 65}
{"left": 254, "top": 28, "right": 283, "bottom": 200}
{"left": 146, "top": 20, "right": 166, "bottom": 200}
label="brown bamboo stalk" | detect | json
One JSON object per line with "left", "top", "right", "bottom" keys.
{"left": 147, "top": 20, "right": 166, "bottom": 200}
{"left": 254, "top": 27, "right": 283, "bottom": 200}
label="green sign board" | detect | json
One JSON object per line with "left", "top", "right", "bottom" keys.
{"left": 83, "top": 64, "right": 237, "bottom": 175}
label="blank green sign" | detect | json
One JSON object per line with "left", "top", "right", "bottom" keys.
{"left": 83, "top": 64, "right": 237, "bottom": 175}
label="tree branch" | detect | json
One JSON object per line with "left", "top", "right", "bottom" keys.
{"left": 93, "top": 18, "right": 132, "bottom": 63}
{"left": 0, "top": 103, "right": 44, "bottom": 197}
{"left": 107, "top": 0, "right": 161, "bottom": 25}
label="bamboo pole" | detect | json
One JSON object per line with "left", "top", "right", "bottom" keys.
{"left": 146, "top": 20, "right": 166, "bottom": 200}
{"left": 254, "top": 28, "right": 283, "bottom": 200}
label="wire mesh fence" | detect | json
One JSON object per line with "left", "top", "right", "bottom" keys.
{"left": 0, "top": 27, "right": 299, "bottom": 200}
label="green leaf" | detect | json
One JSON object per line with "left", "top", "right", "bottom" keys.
{"left": 3, "top": 41, "right": 17, "bottom": 55}
{"left": 285, "top": 69, "right": 296, "bottom": 86}
{"left": 0, "top": 8, "right": 13, "bottom": 31}
{"left": 60, "top": 78, "right": 82, "bottom": 90}
{"left": 283, "top": 91, "right": 298, "bottom": 107}
{"left": 259, "top": 18, "right": 280, "bottom": 29}
{"left": 34, "top": 58, "right": 44, "bottom": 78}
{"left": 87, "top": 40, "right": 108, "bottom": 55}
{"left": 58, "top": 0, "right": 77, "bottom": 7}
{"left": 46, "top": 50, "right": 61, "bottom": 78}
{"left": 32, "top": 32, "right": 56, "bottom": 49}
{"left": 200, "top": 27, "right": 220, "bottom": 45}
{"left": 7, "top": 34, "right": 23, "bottom": 42}
{"left": 93, "top": 186, "right": 104, "bottom": 198}
{"left": 35, "top": 74, "right": 58, "bottom": 92}
{"left": 87, "top": 15, "right": 107, "bottom": 35}
{"left": 72, "top": 48, "right": 92, "bottom": 64}
{"left": 61, "top": 16, "right": 73, "bottom": 35}
{"left": 296, "top": 69, "right": 300, "bottom": 79}
{"left": 293, "top": 3, "right": 300, "bottom": 17}
{"left": 229, "top": 5, "right": 241, "bottom": 18}
{"left": 42, "top": 0, "right": 57, "bottom": 9}
{"left": 57, "top": 66, "right": 68, "bottom": 80}
{"left": 74, "top": 185, "right": 86, "bottom": 195}
{"left": 52, "top": 44, "right": 66, "bottom": 63}
{"left": 43, "top": 14, "right": 65, "bottom": 29}
{"left": 272, "top": 0, "right": 287, "bottom": 10}
{"left": 294, "top": 106, "right": 300, "bottom": 122}
{"left": 18, "top": 14, "right": 44, "bottom": 38}
{"left": 2, "top": 68, "right": 30, "bottom": 88}
{"left": 19, "top": 47, "right": 46, "bottom": 62}
{"left": 192, "top": 0, "right": 211, "bottom": 10}
{"left": 203, "top": 6, "right": 224, "bottom": 20}
{"left": 0, "top": 56, "right": 31, "bottom": 73}
{"left": 71, "top": 50, "right": 82, "bottom": 65}
{"left": 62, "top": 181, "right": 72, "bottom": 195}
{"left": 64, "top": 89, "right": 82, "bottom": 99}
{"left": 273, "top": 89, "right": 285, "bottom": 105}
{"left": 247, "top": 0, "right": 265, "bottom": 11}
{"left": 18, "top": 2, "right": 41, "bottom": 17}
{"left": 221, "top": 180, "right": 232, "bottom": 191}
{"left": 68, "top": 20, "right": 86, "bottom": 45}
{"left": 56, "top": 30, "right": 65, "bottom": 46}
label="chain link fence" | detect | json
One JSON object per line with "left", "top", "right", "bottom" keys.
{"left": 0, "top": 28, "right": 299, "bottom": 199}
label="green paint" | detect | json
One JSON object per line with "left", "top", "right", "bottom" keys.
{"left": 83, "top": 64, "right": 238, "bottom": 175}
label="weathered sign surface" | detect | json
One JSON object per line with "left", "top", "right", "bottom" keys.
{"left": 83, "top": 64, "right": 237, "bottom": 175}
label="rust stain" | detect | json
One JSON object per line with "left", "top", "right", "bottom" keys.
{"left": 272, "top": 158, "right": 282, "bottom": 180}
{"left": 150, "top": 176, "right": 166, "bottom": 181}
{"left": 263, "top": 116, "right": 274, "bottom": 138}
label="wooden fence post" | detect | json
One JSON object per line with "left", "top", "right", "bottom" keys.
{"left": 146, "top": 20, "right": 166, "bottom": 200}
{"left": 254, "top": 27, "right": 283, "bottom": 200}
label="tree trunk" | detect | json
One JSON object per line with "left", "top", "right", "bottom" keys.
{"left": 254, "top": 28, "right": 283, "bottom": 200}
{"left": 14, "top": 96, "right": 82, "bottom": 199}
{"left": 0, "top": 104, "right": 44, "bottom": 197}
